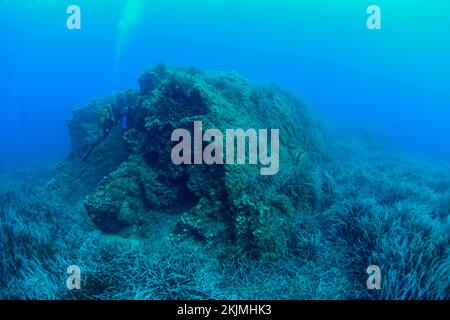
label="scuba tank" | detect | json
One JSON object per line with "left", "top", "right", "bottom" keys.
{"left": 104, "top": 105, "right": 116, "bottom": 135}
{"left": 121, "top": 108, "right": 128, "bottom": 129}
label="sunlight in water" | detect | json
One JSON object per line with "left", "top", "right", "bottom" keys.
{"left": 115, "top": 0, "right": 143, "bottom": 73}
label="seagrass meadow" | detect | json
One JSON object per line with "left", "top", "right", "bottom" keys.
{"left": 1, "top": 64, "right": 449, "bottom": 299}
{"left": 0, "top": 0, "right": 449, "bottom": 300}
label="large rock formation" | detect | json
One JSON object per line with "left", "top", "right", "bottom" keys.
{"left": 48, "top": 64, "right": 330, "bottom": 259}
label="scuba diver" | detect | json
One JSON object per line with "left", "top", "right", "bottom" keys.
{"left": 102, "top": 105, "right": 116, "bottom": 136}
{"left": 81, "top": 105, "right": 117, "bottom": 161}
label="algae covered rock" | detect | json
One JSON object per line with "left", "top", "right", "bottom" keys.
{"left": 53, "top": 63, "right": 328, "bottom": 260}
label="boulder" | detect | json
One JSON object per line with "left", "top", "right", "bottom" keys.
{"left": 51, "top": 63, "right": 328, "bottom": 260}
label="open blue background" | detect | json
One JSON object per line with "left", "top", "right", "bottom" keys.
{"left": 0, "top": 0, "right": 449, "bottom": 165}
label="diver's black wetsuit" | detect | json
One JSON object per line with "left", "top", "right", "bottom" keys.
{"left": 81, "top": 110, "right": 116, "bottom": 161}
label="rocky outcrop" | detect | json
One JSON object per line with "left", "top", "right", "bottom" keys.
{"left": 49, "top": 64, "right": 329, "bottom": 260}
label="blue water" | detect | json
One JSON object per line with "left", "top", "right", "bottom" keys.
{"left": 1, "top": 0, "right": 449, "bottom": 165}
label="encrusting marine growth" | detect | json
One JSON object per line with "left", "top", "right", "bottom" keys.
{"left": 48, "top": 63, "right": 328, "bottom": 260}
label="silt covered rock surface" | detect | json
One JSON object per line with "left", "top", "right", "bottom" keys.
{"left": 48, "top": 64, "right": 330, "bottom": 260}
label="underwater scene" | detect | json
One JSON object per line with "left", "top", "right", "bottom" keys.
{"left": 0, "top": 0, "right": 449, "bottom": 300}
